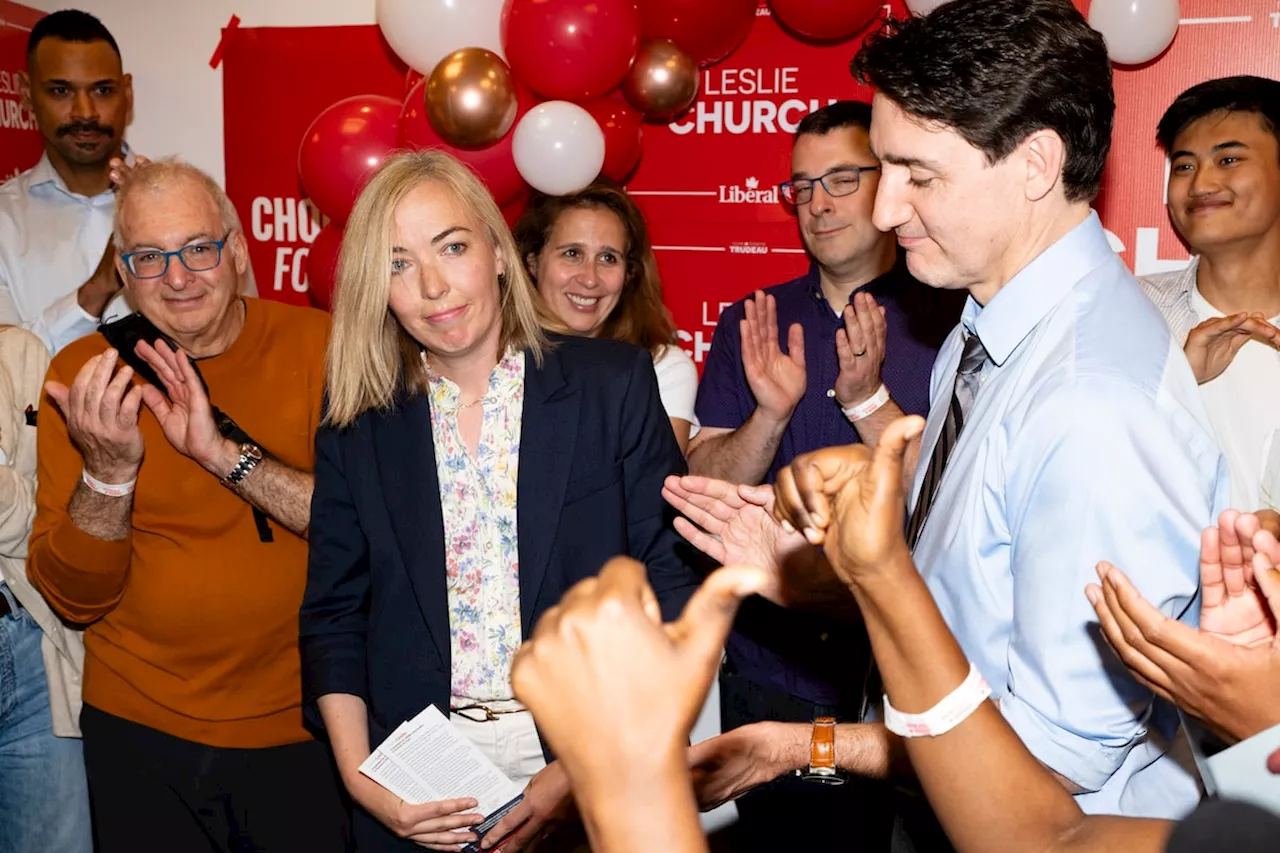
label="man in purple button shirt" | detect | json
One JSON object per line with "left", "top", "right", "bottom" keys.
{"left": 685, "top": 101, "right": 961, "bottom": 852}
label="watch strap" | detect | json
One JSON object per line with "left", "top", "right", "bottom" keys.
{"left": 809, "top": 716, "right": 837, "bottom": 771}
{"left": 222, "top": 443, "right": 263, "bottom": 486}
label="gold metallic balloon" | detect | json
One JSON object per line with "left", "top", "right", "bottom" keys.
{"left": 621, "top": 39, "right": 699, "bottom": 120}
{"left": 425, "top": 47, "right": 519, "bottom": 149}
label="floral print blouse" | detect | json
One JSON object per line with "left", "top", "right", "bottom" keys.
{"left": 427, "top": 349, "right": 525, "bottom": 703}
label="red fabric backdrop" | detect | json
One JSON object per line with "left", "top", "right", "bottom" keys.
{"left": 0, "top": 1, "right": 44, "bottom": 183}
{"left": 222, "top": 1, "right": 1280, "bottom": 369}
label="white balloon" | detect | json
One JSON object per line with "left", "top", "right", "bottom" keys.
{"left": 905, "top": 0, "right": 950, "bottom": 14}
{"left": 376, "top": 0, "right": 505, "bottom": 75}
{"left": 1088, "top": 0, "right": 1180, "bottom": 66}
{"left": 512, "top": 102, "right": 606, "bottom": 197}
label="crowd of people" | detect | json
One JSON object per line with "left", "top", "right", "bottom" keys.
{"left": 0, "top": 2, "right": 1278, "bottom": 852}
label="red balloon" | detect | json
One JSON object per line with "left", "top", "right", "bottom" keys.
{"left": 768, "top": 0, "right": 882, "bottom": 41}
{"left": 306, "top": 222, "right": 344, "bottom": 312}
{"left": 639, "top": 0, "right": 757, "bottom": 67}
{"left": 298, "top": 95, "right": 402, "bottom": 224}
{"left": 502, "top": 0, "right": 640, "bottom": 102}
{"left": 399, "top": 79, "right": 537, "bottom": 208}
{"left": 583, "top": 96, "right": 643, "bottom": 182}
{"left": 501, "top": 191, "right": 530, "bottom": 231}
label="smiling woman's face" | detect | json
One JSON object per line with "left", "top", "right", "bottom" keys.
{"left": 532, "top": 205, "right": 629, "bottom": 337}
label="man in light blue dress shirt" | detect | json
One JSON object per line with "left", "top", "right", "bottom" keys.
{"left": 853, "top": 0, "right": 1228, "bottom": 826}
{"left": 665, "top": 0, "right": 1231, "bottom": 841}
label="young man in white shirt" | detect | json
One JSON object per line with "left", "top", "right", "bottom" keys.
{"left": 1140, "top": 76, "right": 1280, "bottom": 524}
{"left": 0, "top": 9, "right": 131, "bottom": 354}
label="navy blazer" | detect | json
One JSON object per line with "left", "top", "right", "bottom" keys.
{"left": 300, "top": 335, "right": 701, "bottom": 773}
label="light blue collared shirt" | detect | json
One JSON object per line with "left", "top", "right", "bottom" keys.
{"left": 0, "top": 151, "right": 134, "bottom": 353}
{"left": 911, "top": 212, "right": 1229, "bottom": 818}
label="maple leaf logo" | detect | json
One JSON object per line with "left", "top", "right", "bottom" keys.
{"left": 745, "top": 176, "right": 759, "bottom": 189}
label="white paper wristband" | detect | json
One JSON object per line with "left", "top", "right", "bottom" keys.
{"left": 81, "top": 469, "right": 136, "bottom": 498}
{"left": 883, "top": 663, "right": 992, "bottom": 738}
{"left": 841, "top": 384, "right": 890, "bottom": 422}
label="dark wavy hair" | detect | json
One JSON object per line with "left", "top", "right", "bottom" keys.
{"left": 514, "top": 179, "right": 677, "bottom": 354}
{"left": 852, "top": 0, "right": 1113, "bottom": 203}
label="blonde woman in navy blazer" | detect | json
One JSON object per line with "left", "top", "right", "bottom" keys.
{"left": 300, "top": 150, "right": 701, "bottom": 853}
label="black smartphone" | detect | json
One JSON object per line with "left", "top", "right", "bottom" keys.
{"left": 458, "top": 794, "right": 525, "bottom": 853}
{"left": 98, "top": 312, "right": 180, "bottom": 395}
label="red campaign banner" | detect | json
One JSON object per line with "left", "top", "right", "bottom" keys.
{"left": 222, "top": 0, "right": 1280, "bottom": 368}
{"left": 222, "top": 25, "right": 406, "bottom": 305}
{"left": 0, "top": 1, "right": 44, "bottom": 182}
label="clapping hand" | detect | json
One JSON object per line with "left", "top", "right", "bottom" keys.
{"left": 1087, "top": 511, "right": 1280, "bottom": 743}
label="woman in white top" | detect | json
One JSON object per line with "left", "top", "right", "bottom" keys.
{"left": 515, "top": 180, "right": 699, "bottom": 452}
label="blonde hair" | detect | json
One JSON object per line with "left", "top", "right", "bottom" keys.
{"left": 324, "top": 150, "right": 559, "bottom": 428}
{"left": 112, "top": 157, "right": 258, "bottom": 296}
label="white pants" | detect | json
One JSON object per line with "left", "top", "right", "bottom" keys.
{"left": 451, "top": 704, "right": 546, "bottom": 789}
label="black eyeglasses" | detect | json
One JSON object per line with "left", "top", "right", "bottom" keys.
{"left": 120, "top": 231, "right": 233, "bottom": 279}
{"left": 780, "top": 167, "right": 880, "bottom": 205}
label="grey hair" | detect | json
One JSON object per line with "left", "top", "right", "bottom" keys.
{"left": 112, "top": 157, "right": 258, "bottom": 295}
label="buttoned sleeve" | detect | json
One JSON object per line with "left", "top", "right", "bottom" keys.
{"left": 999, "top": 373, "right": 1227, "bottom": 791}
{"left": 31, "top": 291, "right": 99, "bottom": 355}
{"left": 0, "top": 268, "right": 97, "bottom": 355}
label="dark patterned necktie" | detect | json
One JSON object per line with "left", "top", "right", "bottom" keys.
{"left": 858, "top": 332, "right": 990, "bottom": 725}
{"left": 904, "top": 332, "right": 990, "bottom": 549}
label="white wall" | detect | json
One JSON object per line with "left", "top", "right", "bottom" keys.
{"left": 24, "top": 0, "right": 380, "bottom": 186}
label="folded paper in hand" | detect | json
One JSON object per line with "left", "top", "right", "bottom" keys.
{"left": 359, "top": 705, "right": 524, "bottom": 820}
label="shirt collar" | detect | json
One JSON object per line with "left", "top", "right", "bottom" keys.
{"left": 1175, "top": 256, "right": 1201, "bottom": 303}
{"left": 803, "top": 255, "right": 908, "bottom": 309}
{"left": 968, "top": 211, "right": 1114, "bottom": 366}
{"left": 25, "top": 142, "right": 133, "bottom": 203}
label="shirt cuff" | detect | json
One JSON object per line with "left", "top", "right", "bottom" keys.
{"left": 1000, "top": 692, "right": 1140, "bottom": 792}
{"left": 42, "top": 291, "right": 100, "bottom": 353}
{"left": 1200, "top": 721, "right": 1280, "bottom": 812}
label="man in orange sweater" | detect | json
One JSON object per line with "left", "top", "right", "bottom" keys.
{"left": 27, "top": 158, "right": 349, "bottom": 852}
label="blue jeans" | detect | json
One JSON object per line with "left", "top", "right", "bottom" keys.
{"left": 0, "top": 588, "right": 92, "bottom": 853}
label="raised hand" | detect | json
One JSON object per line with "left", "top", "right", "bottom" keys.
{"left": 108, "top": 153, "right": 151, "bottom": 191}
{"left": 741, "top": 291, "right": 806, "bottom": 424}
{"left": 45, "top": 349, "right": 145, "bottom": 484}
{"left": 663, "top": 476, "right": 799, "bottom": 573}
{"left": 771, "top": 417, "right": 924, "bottom": 583}
{"left": 1199, "top": 510, "right": 1275, "bottom": 646}
{"left": 1086, "top": 515, "right": 1280, "bottom": 743}
{"left": 1184, "top": 313, "right": 1280, "bottom": 384}
{"left": 512, "top": 559, "right": 764, "bottom": 795}
{"left": 135, "top": 340, "right": 233, "bottom": 475}
{"left": 834, "top": 291, "right": 887, "bottom": 409}
{"left": 661, "top": 476, "right": 852, "bottom": 613}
